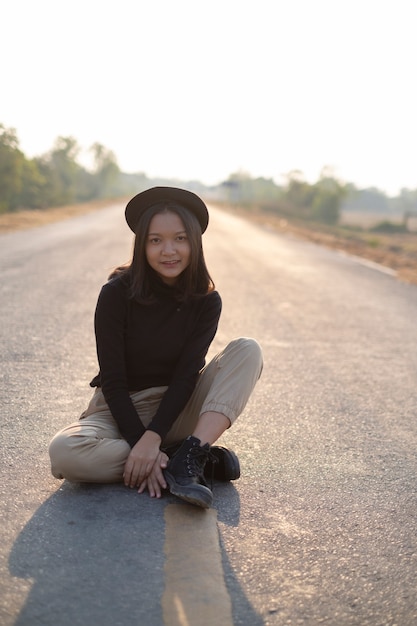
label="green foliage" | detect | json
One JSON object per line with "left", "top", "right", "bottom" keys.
{"left": 19, "top": 158, "right": 48, "bottom": 209}
{"left": 0, "top": 124, "right": 122, "bottom": 213}
{"left": 222, "top": 170, "right": 282, "bottom": 207}
{"left": 310, "top": 170, "right": 347, "bottom": 225}
{"left": 286, "top": 178, "right": 316, "bottom": 216}
{"left": 37, "top": 136, "right": 82, "bottom": 206}
{"left": 341, "top": 186, "right": 417, "bottom": 218}
{"left": 0, "top": 125, "right": 25, "bottom": 212}
{"left": 222, "top": 167, "right": 346, "bottom": 225}
{"left": 370, "top": 220, "right": 408, "bottom": 233}
{"left": 89, "top": 142, "right": 120, "bottom": 198}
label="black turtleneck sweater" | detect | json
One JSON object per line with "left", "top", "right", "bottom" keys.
{"left": 90, "top": 275, "right": 222, "bottom": 447}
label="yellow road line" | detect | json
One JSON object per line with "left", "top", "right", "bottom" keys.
{"left": 163, "top": 504, "right": 233, "bottom": 626}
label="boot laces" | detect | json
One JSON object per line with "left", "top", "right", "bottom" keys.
{"left": 185, "top": 444, "right": 217, "bottom": 478}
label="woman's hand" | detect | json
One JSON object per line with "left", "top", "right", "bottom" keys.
{"left": 137, "top": 451, "right": 169, "bottom": 498}
{"left": 123, "top": 430, "right": 162, "bottom": 488}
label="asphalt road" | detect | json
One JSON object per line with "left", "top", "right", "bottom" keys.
{"left": 1, "top": 202, "right": 416, "bottom": 626}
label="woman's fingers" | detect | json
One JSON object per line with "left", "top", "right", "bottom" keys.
{"left": 137, "top": 458, "right": 168, "bottom": 497}
{"left": 159, "top": 451, "right": 168, "bottom": 469}
{"left": 137, "top": 478, "right": 148, "bottom": 494}
{"left": 125, "top": 448, "right": 169, "bottom": 494}
{"left": 153, "top": 461, "right": 167, "bottom": 490}
{"left": 138, "top": 475, "right": 160, "bottom": 498}
{"left": 124, "top": 459, "right": 152, "bottom": 488}
{"left": 124, "top": 433, "right": 163, "bottom": 487}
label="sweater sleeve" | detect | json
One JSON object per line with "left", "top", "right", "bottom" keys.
{"left": 94, "top": 280, "right": 146, "bottom": 447}
{"left": 146, "top": 291, "right": 222, "bottom": 439}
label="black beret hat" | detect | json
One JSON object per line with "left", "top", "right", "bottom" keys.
{"left": 125, "top": 186, "right": 209, "bottom": 233}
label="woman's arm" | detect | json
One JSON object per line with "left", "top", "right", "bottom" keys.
{"left": 146, "top": 291, "right": 222, "bottom": 439}
{"left": 94, "top": 279, "right": 146, "bottom": 446}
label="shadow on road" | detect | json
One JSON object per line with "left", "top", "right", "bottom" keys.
{"left": 215, "top": 482, "right": 266, "bottom": 625}
{"left": 9, "top": 481, "right": 264, "bottom": 625}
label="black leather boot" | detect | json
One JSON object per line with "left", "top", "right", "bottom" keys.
{"left": 164, "top": 436, "right": 214, "bottom": 508}
{"left": 205, "top": 446, "right": 240, "bottom": 481}
{"left": 163, "top": 442, "right": 241, "bottom": 482}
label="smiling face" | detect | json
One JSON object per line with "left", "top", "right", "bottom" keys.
{"left": 145, "top": 210, "right": 191, "bottom": 285}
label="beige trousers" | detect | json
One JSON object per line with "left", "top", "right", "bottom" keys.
{"left": 49, "top": 337, "right": 263, "bottom": 483}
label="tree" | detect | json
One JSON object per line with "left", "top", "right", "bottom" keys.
{"left": 0, "top": 124, "right": 25, "bottom": 212}
{"left": 0, "top": 125, "right": 127, "bottom": 211}
{"left": 221, "top": 170, "right": 281, "bottom": 207}
{"left": 43, "top": 136, "right": 82, "bottom": 205}
{"left": 18, "top": 158, "right": 48, "bottom": 209}
{"left": 280, "top": 168, "right": 347, "bottom": 224}
{"left": 311, "top": 169, "right": 347, "bottom": 224}
{"left": 89, "top": 142, "right": 120, "bottom": 198}
{"left": 282, "top": 170, "right": 316, "bottom": 218}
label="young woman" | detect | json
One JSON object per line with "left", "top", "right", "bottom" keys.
{"left": 49, "top": 187, "right": 263, "bottom": 508}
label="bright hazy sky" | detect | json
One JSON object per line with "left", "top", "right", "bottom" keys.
{"left": 2, "top": 0, "right": 416, "bottom": 195}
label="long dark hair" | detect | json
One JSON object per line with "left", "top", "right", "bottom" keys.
{"left": 111, "top": 202, "right": 215, "bottom": 303}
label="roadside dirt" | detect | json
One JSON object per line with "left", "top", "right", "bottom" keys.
{"left": 1, "top": 199, "right": 417, "bottom": 286}
{"left": 0, "top": 199, "right": 127, "bottom": 234}
{"left": 218, "top": 205, "right": 417, "bottom": 286}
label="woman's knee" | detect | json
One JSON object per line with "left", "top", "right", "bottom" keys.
{"left": 49, "top": 432, "right": 72, "bottom": 479}
{"left": 49, "top": 429, "right": 70, "bottom": 456}
{"left": 49, "top": 427, "right": 128, "bottom": 483}
{"left": 48, "top": 427, "right": 95, "bottom": 480}
{"left": 228, "top": 337, "right": 263, "bottom": 372}
{"left": 48, "top": 429, "right": 85, "bottom": 479}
